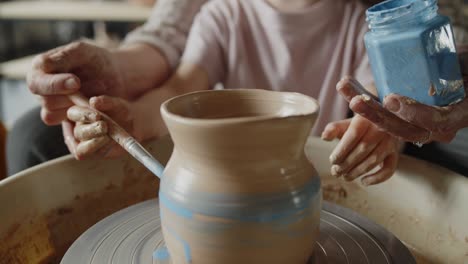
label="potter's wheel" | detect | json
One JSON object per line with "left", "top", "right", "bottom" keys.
{"left": 62, "top": 199, "right": 415, "bottom": 264}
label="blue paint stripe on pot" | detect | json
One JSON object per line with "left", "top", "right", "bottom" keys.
{"left": 160, "top": 176, "right": 321, "bottom": 223}
{"left": 153, "top": 247, "right": 170, "bottom": 261}
{"left": 160, "top": 192, "right": 194, "bottom": 219}
{"left": 164, "top": 225, "right": 192, "bottom": 263}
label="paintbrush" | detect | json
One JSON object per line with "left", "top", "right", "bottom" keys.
{"left": 68, "top": 93, "right": 164, "bottom": 179}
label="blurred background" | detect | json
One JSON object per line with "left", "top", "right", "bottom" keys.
{"left": 0, "top": 0, "right": 155, "bottom": 128}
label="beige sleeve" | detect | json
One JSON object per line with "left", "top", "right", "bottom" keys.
{"left": 123, "top": 0, "right": 209, "bottom": 69}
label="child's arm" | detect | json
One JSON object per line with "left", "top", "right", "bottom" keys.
{"left": 131, "top": 63, "right": 211, "bottom": 142}
{"left": 65, "top": 63, "right": 210, "bottom": 160}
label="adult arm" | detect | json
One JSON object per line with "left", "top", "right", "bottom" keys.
{"left": 28, "top": 0, "right": 208, "bottom": 125}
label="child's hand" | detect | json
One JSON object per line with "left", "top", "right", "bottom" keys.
{"left": 321, "top": 115, "right": 400, "bottom": 186}
{"left": 64, "top": 95, "right": 135, "bottom": 160}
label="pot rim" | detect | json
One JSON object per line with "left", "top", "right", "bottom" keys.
{"left": 161, "top": 89, "right": 320, "bottom": 126}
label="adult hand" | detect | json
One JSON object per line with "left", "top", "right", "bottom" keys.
{"left": 337, "top": 75, "right": 468, "bottom": 143}
{"left": 27, "top": 41, "right": 126, "bottom": 126}
{"left": 64, "top": 95, "right": 134, "bottom": 160}
{"left": 322, "top": 115, "right": 400, "bottom": 185}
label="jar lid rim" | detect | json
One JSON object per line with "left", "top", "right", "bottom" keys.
{"left": 366, "top": 0, "right": 437, "bottom": 27}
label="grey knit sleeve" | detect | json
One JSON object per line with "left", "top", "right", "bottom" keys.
{"left": 123, "top": 0, "right": 209, "bottom": 69}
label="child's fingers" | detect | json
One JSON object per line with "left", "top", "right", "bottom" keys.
{"left": 73, "top": 121, "right": 108, "bottom": 141}
{"left": 333, "top": 124, "right": 385, "bottom": 175}
{"left": 344, "top": 138, "right": 395, "bottom": 181}
{"left": 361, "top": 153, "right": 398, "bottom": 186}
{"left": 90, "top": 95, "right": 132, "bottom": 124}
{"left": 89, "top": 95, "right": 115, "bottom": 111}
{"left": 329, "top": 115, "right": 370, "bottom": 164}
{"left": 91, "top": 95, "right": 130, "bottom": 117}
{"left": 75, "top": 136, "right": 110, "bottom": 160}
{"left": 321, "top": 119, "right": 352, "bottom": 141}
{"left": 67, "top": 106, "right": 101, "bottom": 123}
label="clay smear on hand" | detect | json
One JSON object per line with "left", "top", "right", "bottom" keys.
{"left": 75, "top": 121, "right": 108, "bottom": 140}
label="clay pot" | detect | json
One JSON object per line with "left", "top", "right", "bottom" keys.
{"left": 160, "top": 89, "right": 321, "bottom": 264}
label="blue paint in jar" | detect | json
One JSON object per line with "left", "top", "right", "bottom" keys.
{"left": 365, "top": 0, "right": 465, "bottom": 106}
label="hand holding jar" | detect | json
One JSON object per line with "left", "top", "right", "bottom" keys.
{"left": 337, "top": 70, "right": 468, "bottom": 144}
{"left": 338, "top": 0, "right": 468, "bottom": 144}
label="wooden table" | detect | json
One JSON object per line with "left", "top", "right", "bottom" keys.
{"left": 0, "top": 1, "right": 152, "bottom": 22}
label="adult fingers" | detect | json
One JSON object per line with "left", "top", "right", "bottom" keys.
{"left": 336, "top": 76, "right": 362, "bottom": 102}
{"left": 350, "top": 95, "right": 429, "bottom": 142}
{"left": 383, "top": 93, "right": 468, "bottom": 133}
{"left": 75, "top": 136, "right": 110, "bottom": 160}
{"left": 332, "top": 124, "right": 385, "bottom": 176}
{"left": 41, "top": 107, "right": 68, "bottom": 125}
{"left": 27, "top": 71, "right": 80, "bottom": 96}
{"left": 39, "top": 95, "right": 73, "bottom": 111}
{"left": 80, "top": 80, "right": 109, "bottom": 97}
{"left": 329, "top": 115, "right": 370, "bottom": 165}
{"left": 344, "top": 137, "right": 396, "bottom": 182}
{"left": 67, "top": 106, "right": 101, "bottom": 123}
{"left": 336, "top": 76, "right": 380, "bottom": 102}
{"left": 73, "top": 121, "right": 108, "bottom": 141}
{"left": 34, "top": 41, "right": 97, "bottom": 73}
{"left": 433, "top": 131, "right": 457, "bottom": 143}
{"left": 27, "top": 41, "right": 100, "bottom": 96}
{"left": 62, "top": 120, "right": 78, "bottom": 157}
{"left": 321, "top": 119, "right": 352, "bottom": 141}
{"left": 361, "top": 153, "right": 399, "bottom": 186}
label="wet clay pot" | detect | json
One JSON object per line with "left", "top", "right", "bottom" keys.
{"left": 160, "top": 89, "right": 321, "bottom": 264}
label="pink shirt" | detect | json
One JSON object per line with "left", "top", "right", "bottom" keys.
{"left": 182, "top": 0, "right": 374, "bottom": 135}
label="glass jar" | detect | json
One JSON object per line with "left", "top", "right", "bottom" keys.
{"left": 365, "top": 0, "right": 465, "bottom": 106}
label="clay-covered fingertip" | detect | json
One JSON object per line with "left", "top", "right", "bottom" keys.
{"left": 349, "top": 96, "right": 367, "bottom": 111}
{"left": 336, "top": 76, "right": 352, "bottom": 90}
{"left": 321, "top": 131, "right": 332, "bottom": 141}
